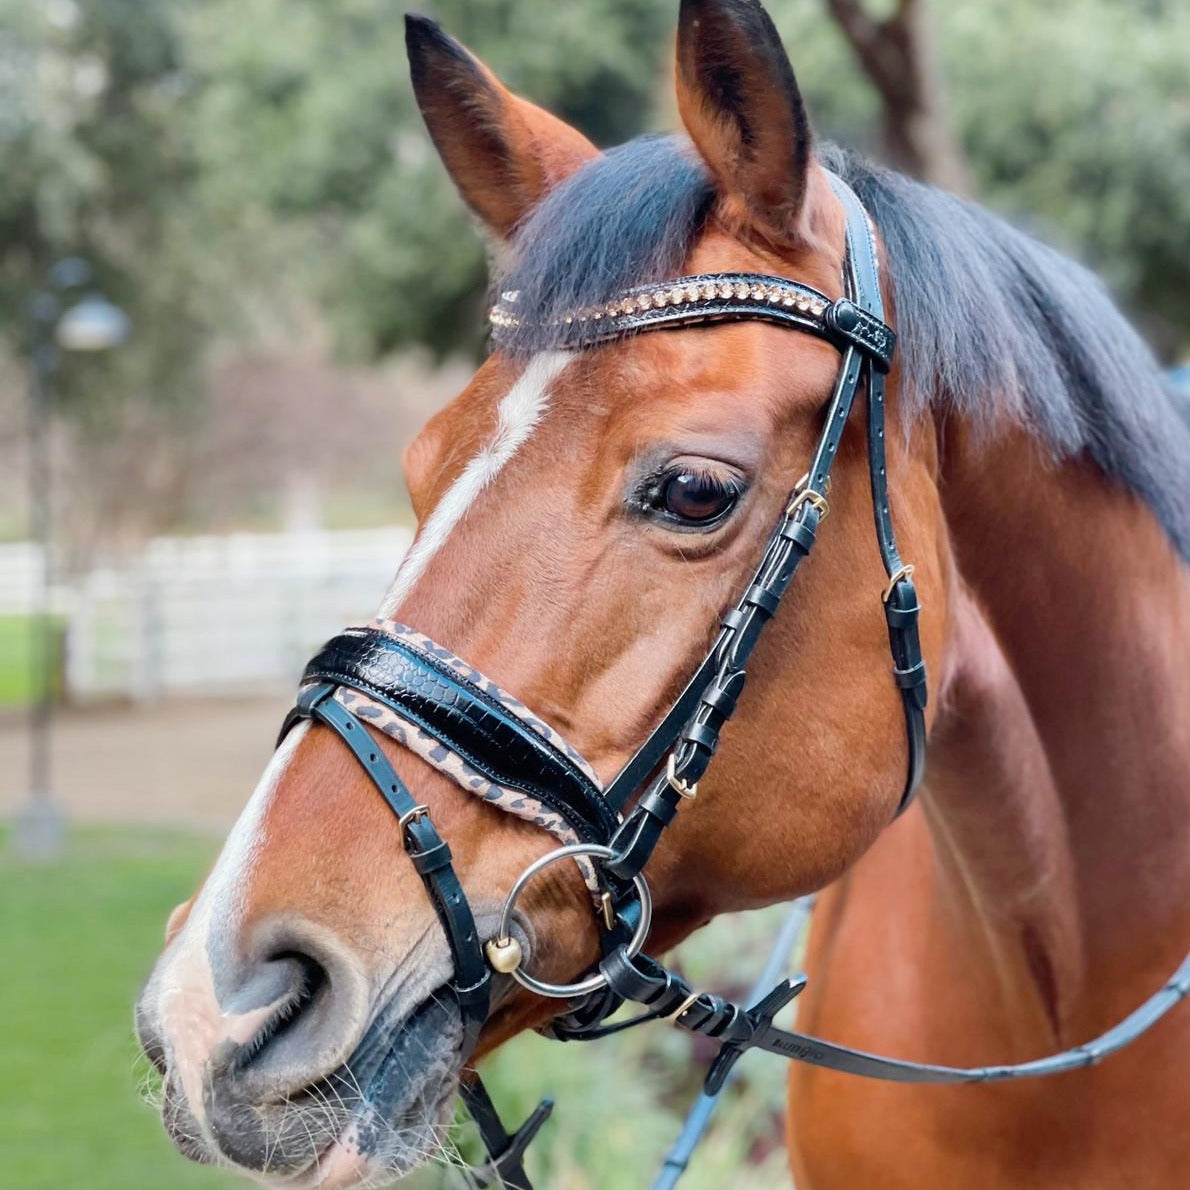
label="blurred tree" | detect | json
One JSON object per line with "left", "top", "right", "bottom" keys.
{"left": 1, "top": 0, "right": 1187, "bottom": 446}
{"left": 184, "top": 0, "right": 675, "bottom": 360}
{"left": 942, "top": 0, "right": 1190, "bottom": 353}
{"left": 0, "top": 0, "right": 219, "bottom": 418}
{"left": 820, "top": 0, "right": 971, "bottom": 193}
{"left": 772, "top": 0, "right": 1190, "bottom": 352}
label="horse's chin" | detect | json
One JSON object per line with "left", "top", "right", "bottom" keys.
{"left": 154, "top": 987, "right": 463, "bottom": 1190}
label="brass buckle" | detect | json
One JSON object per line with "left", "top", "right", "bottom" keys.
{"left": 881, "top": 563, "right": 915, "bottom": 604}
{"left": 666, "top": 753, "right": 698, "bottom": 800}
{"left": 666, "top": 991, "right": 702, "bottom": 1026}
{"left": 786, "top": 487, "right": 829, "bottom": 521}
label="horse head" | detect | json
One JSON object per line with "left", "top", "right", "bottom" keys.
{"left": 136, "top": 2, "right": 950, "bottom": 1183}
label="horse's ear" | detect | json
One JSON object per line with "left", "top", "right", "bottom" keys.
{"left": 675, "top": 0, "right": 815, "bottom": 248}
{"left": 405, "top": 14, "right": 598, "bottom": 238}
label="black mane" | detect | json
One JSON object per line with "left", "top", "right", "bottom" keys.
{"left": 497, "top": 135, "right": 1190, "bottom": 558}
{"left": 821, "top": 144, "right": 1190, "bottom": 559}
{"left": 497, "top": 136, "right": 713, "bottom": 350}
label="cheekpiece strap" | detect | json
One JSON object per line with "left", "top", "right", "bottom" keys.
{"left": 490, "top": 271, "right": 896, "bottom": 372}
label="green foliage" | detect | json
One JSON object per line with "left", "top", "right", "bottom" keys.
{"left": 0, "top": 0, "right": 1187, "bottom": 439}
{"left": 0, "top": 827, "right": 245, "bottom": 1190}
{"left": 942, "top": 0, "right": 1190, "bottom": 351}
{"left": 0, "top": 0, "right": 217, "bottom": 418}
{"left": 184, "top": 0, "right": 675, "bottom": 358}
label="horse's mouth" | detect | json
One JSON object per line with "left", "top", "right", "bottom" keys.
{"left": 150, "top": 986, "right": 464, "bottom": 1189}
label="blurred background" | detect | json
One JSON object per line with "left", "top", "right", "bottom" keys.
{"left": 1, "top": 1, "right": 1188, "bottom": 1187}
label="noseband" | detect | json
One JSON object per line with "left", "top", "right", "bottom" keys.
{"left": 279, "top": 177, "right": 1190, "bottom": 1188}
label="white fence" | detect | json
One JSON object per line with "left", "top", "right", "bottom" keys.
{"left": 0, "top": 541, "right": 55, "bottom": 616}
{"left": 2, "top": 528, "right": 411, "bottom": 702}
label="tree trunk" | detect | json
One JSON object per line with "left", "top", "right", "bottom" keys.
{"left": 824, "top": 0, "right": 972, "bottom": 195}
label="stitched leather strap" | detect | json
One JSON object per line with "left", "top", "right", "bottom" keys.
{"left": 598, "top": 946, "right": 1190, "bottom": 1089}
{"left": 459, "top": 1077, "right": 552, "bottom": 1190}
{"left": 830, "top": 173, "right": 927, "bottom": 815}
{"left": 302, "top": 627, "right": 620, "bottom": 846}
{"left": 603, "top": 174, "right": 918, "bottom": 884}
{"left": 282, "top": 683, "right": 492, "bottom": 1058}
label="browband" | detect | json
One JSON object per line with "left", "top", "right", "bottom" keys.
{"left": 490, "top": 270, "right": 896, "bottom": 372}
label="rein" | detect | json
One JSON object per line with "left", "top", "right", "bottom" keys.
{"left": 278, "top": 177, "right": 1190, "bottom": 1188}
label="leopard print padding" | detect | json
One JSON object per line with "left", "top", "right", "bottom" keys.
{"left": 328, "top": 619, "right": 607, "bottom": 893}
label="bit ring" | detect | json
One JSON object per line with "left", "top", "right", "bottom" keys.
{"left": 491, "top": 843, "right": 653, "bottom": 999}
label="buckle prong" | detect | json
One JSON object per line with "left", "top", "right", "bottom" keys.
{"left": 666, "top": 991, "right": 702, "bottom": 1026}
{"left": 599, "top": 890, "right": 616, "bottom": 931}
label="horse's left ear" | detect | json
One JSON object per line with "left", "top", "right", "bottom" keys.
{"left": 675, "top": 0, "right": 816, "bottom": 248}
{"left": 405, "top": 14, "right": 598, "bottom": 238}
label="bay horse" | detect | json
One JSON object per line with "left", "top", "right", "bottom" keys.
{"left": 135, "top": 1, "right": 1190, "bottom": 1186}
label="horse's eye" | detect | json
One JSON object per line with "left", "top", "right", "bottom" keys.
{"left": 655, "top": 470, "right": 741, "bottom": 526}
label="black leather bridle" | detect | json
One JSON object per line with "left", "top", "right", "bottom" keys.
{"left": 278, "top": 177, "right": 1190, "bottom": 1188}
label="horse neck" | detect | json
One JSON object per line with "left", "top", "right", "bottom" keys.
{"left": 926, "top": 416, "right": 1190, "bottom": 1042}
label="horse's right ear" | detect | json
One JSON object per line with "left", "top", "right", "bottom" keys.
{"left": 405, "top": 14, "right": 598, "bottom": 238}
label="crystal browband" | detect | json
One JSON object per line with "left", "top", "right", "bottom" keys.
{"left": 489, "top": 271, "right": 896, "bottom": 370}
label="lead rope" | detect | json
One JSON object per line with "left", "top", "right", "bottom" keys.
{"left": 652, "top": 896, "right": 816, "bottom": 1190}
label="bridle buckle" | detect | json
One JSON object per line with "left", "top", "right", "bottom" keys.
{"left": 786, "top": 487, "right": 829, "bottom": 521}
{"left": 666, "top": 753, "right": 698, "bottom": 800}
{"left": 881, "top": 563, "right": 915, "bottom": 603}
{"left": 398, "top": 803, "right": 430, "bottom": 830}
{"left": 665, "top": 990, "right": 702, "bottom": 1026}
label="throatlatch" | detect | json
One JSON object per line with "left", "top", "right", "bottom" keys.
{"left": 281, "top": 176, "right": 1190, "bottom": 1188}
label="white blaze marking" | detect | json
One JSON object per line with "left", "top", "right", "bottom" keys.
{"left": 154, "top": 722, "right": 310, "bottom": 1131}
{"left": 380, "top": 351, "right": 570, "bottom": 616}
{"left": 186, "top": 720, "right": 307, "bottom": 938}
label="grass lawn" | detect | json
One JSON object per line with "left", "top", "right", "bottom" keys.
{"left": 0, "top": 827, "right": 792, "bottom": 1189}
{"left": 1, "top": 828, "right": 244, "bottom": 1190}
{"left": 0, "top": 615, "right": 63, "bottom": 709}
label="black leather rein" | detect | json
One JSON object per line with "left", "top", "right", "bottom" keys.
{"left": 277, "top": 176, "right": 1190, "bottom": 1189}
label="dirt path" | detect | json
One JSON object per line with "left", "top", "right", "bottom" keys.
{"left": 0, "top": 695, "right": 290, "bottom": 832}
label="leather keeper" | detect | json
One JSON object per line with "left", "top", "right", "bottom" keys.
{"left": 454, "top": 971, "right": 493, "bottom": 1002}
{"left": 682, "top": 721, "right": 720, "bottom": 754}
{"left": 698, "top": 685, "right": 738, "bottom": 717}
{"left": 721, "top": 608, "right": 747, "bottom": 631}
{"left": 894, "top": 660, "right": 928, "bottom": 694}
{"left": 410, "top": 840, "right": 454, "bottom": 875}
{"left": 780, "top": 518, "right": 818, "bottom": 553}
{"left": 743, "top": 583, "right": 781, "bottom": 616}
{"left": 637, "top": 786, "right": 681, "bottom": 826}
{"left": 884, "top": 601, "right": 920, "bottom": 629}
{"left": 699, "top": 672, "right": 746, "bottom": 716}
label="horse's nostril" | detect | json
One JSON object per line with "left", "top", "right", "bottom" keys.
{"left": 231, "top": 952, "right": 327, "bottom": 1074}
{"left": 206, "top": 916, "right": 371, "bottom": 1102}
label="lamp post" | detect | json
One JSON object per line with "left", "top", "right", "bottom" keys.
{"left": 13, "top": 259, "right": 129, "bottom": 859}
